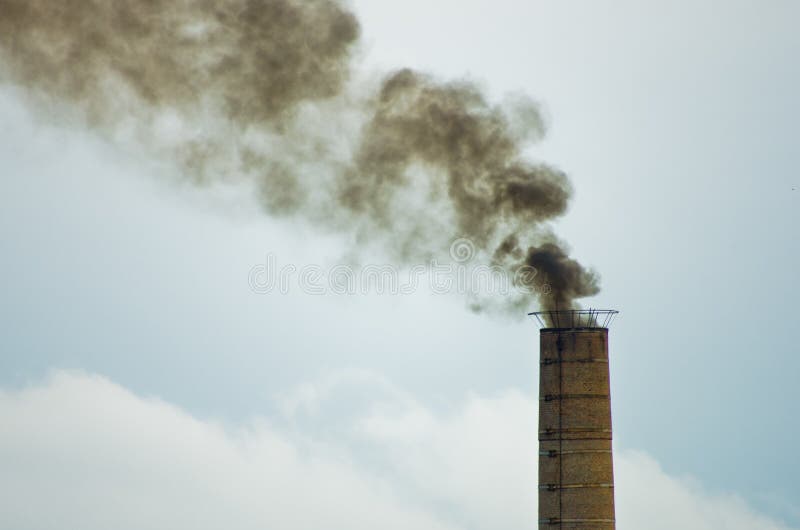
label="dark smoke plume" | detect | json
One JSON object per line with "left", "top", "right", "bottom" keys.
{"left": 0, "top": 0, "right": 599, "bottom": 314}
{"left": 0, "top": 0, "right": 358, "bottom": 125}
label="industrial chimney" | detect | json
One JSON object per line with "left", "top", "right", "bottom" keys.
{"left": 530, "top": 309, "right": 619, "bottom": 529}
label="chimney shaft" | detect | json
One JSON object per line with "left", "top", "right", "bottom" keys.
{"left": 534, "top": 311, "right": 617, "bottom": 529}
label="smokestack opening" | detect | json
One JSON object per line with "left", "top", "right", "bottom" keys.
{"left": 529, "top": 309, "right": 618, "bottom": 330}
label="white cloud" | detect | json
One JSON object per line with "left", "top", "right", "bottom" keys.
{"left": 0, "top": 372, "right": 454, "bottom": 530}
{"left": 616, "top": 452, "right": 795, "bottom": 530}
{"left": 0, "top": 372, "right": 794, "bottom": 530}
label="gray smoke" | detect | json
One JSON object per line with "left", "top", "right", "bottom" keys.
{"left": 0, "top": 0, "right": 599, "bottom": 314}
{"left": 0, "top": 0, "right": 358, "bottom": 125}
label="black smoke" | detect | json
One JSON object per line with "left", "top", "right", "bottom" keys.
{"left": 0, "top": 0, "right": 599, "bottom": 313}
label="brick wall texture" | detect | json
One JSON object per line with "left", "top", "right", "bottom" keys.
{"left": 539, "top": 328, "right": 615, "bottom": 530}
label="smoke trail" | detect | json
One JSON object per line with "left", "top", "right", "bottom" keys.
{"left": 0, "top": 0, "right": 599, "bottom": 313}
{"left": 0, "top": 0, "right": 358, "bottom": 124}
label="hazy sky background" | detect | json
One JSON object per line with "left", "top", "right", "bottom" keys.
{"left": 1, "top": 1, "right": 798, "bottom": 528}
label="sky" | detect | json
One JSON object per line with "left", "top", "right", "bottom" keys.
{"left": 1, "top": 1, "right": 799, "bottom": 528}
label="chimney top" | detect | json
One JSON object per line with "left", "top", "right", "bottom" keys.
{"left": 529, "top": 309, "right": 619, "bottom": 330}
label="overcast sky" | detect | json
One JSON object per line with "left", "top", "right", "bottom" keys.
{"left": 1, "top": 1, "right": 798, "bottom": 529}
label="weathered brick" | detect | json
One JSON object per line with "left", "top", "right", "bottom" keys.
{"left": 539, "top": 328, "right": 615, "bottom": 529}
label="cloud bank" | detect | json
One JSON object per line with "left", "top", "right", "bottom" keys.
{"left": 0, "top": 372, "right": 793, "bottom": 530}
